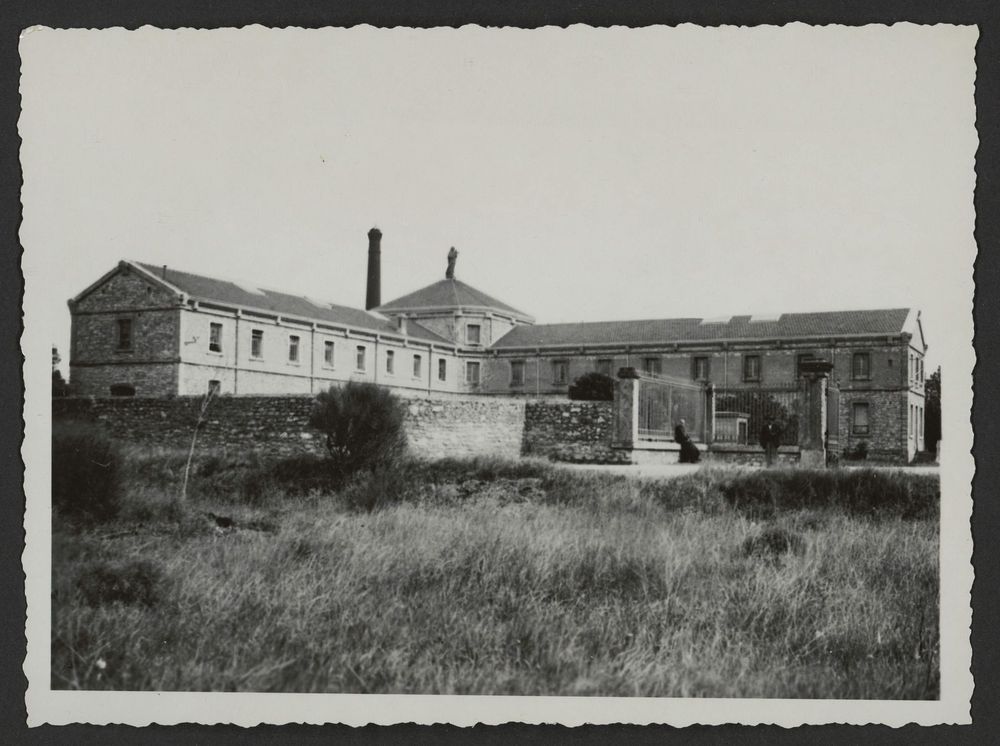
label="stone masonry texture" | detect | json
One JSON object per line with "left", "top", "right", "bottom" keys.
{"left": 53, "top": 395, "right": 615, "bottom": 463}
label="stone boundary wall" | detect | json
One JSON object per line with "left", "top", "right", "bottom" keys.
{"left": 403, "top": 398, "right": 526, "bottom": 460}
{"left": 521, "top": 400, "right": 628, "bottom": 463}
{"left": 53, "top": 395, "right": 617, "bottom": 463}
{"left": 52, "top": 395, "right": 531, "bottom": 461}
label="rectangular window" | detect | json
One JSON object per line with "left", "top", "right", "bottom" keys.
{"left": 438, "top": 358, "right": 447, "bottom": 381}
{"left": 413, "top": 354, "right": 422, "bottom": 378}
{"left": 386, "top": 349, "right": 395, "bottom": 375}
{"left": 251, "top": 329, "right": 263, "bottom": 359}
{"left": 209, "top": 322, "right": 223, "bottom": 353}
{"left": 288, "top": 335, "right": 300, "bottom": 363}
{"left": 552, "top": 360, "right": 569, "bottom": 385}
{"left": 510, "top": 360, "right": 526, "bottom": 386}
{"left": 643, "top": 357, "right": 662, "bottom": 376}
{"left": 356, "top": 345, "right": 367, "bottom": 371}
{"left": 852, "top": 402, "right": 870, "bottom": 435}
{"left": 208, "top": 379, "right": 221, "bottom": 395}
{"left": 596, "top": 359, "right": 613, "bottom": 377}
{"left": 115, "top": 318, "right": 132, "bottom": 351}
{"left": 323, "top": 340, "right": 334, "bottom": 366}
{"left": 466, "top": 324, "right": 482, "bottom": 345}
{"left": 693, "top": 356, "right": 710, "bottom": 381}
{"left": 796, "top": 353, "right": 815, "bottom": 376}
{"left": 852, "top": 352, "right": 871, "bottom": 380}
{"left": 466, "top": 361, "right": 481, "bottom": 385}
{"left": 743, "top": 354, "right": 761, "bottom": 382}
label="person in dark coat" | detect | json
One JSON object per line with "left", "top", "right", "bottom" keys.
{"left": 674, "top": 418, "right": 701, "bottom": 464}
{"left": 760, "top": 415, "right": 783, "bottom": 466}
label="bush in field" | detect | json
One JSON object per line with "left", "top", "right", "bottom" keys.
{"left": 340, "top": 463, "right": 412, "bottom": 513}
{"left": 568, "top": 372, "right": 614, "bottom": 401}
{"left": 309, "top": 382, "right": 407, "bottom": 483}
{"left": 52, "top": 422, "right": 122, "bottom": 522}
{"left": 76, "top": 560, "right": 165, "bottom": 607}
{"left": 720, "top": 469, "right": 938, "bottom": 520}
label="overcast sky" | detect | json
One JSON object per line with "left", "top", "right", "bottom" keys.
{"left": 20, "top": 25, "right": 977, "bottom": 372}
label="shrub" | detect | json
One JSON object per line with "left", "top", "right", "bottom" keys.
{"left": 76, "top": 560, "right": 166, "bottom": 607}
{"left": 720, "top": 469, "right": 939, "bottom": 520}
{"left": 340, "top": 463, "right": 412, "bottom": 513}
{"left": 568, "top": 372, "right": 614, "bottom": 401}
{"left": 309, "top": 382, "right": 407, "bottom": 483}
{"left": 52, "top": 422, "right": 122, "bottom": 522}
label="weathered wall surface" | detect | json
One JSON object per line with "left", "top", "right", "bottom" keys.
{"left": 403, "top": 398, "right": 526, "bottom": 460}
{"left": 52, "top": 395, "right": 535, "bottom": 462}
{"left": 52, "top": 395, "right": 628, "bottom": 464}
{"left": 838, "top": 389, "right": 907, "bottom": 462}
{"left": 521, "top": 400, "right": 628, "bottom": 463}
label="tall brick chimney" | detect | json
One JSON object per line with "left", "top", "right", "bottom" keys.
{"left": 365, "top": 227, "right": 382, "bottom": 310}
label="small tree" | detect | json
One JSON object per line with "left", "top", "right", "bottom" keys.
{"left": 924, "top": 366, "right": 941, "bottom": 455}
{"left": 309, "top": 381, "right": 406, "bottom": 482}
{"left": 568, "top": 372, "right": 614, "bottom": 401}
{"left": 52, "top": 346, "right": 70, "bottom": 397}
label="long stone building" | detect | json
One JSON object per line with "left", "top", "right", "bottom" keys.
{"left": 67, "top": 227, "right": 929, "bottom": 461}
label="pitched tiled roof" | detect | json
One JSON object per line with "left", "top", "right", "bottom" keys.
{"left": 377, "top": 278, "right": 533, "bottom": 320}
{"left": 133, "top": 262, "right": 451, "bottom": 345}
{"left": 490, "top": 309, "right": 913, "bottom": 349}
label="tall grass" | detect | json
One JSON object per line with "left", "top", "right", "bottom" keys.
{"left": 51, "top": 451, "right": 939, "bottom": 698}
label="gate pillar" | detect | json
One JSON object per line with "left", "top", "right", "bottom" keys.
{"left": 798, "top": 359, "right": 834, "bottom": 468}
{"left": 613, "top": 367, "right": 640, "bottom": 450}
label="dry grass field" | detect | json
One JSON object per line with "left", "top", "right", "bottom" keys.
{"left": 51, "top": 447, "right": 939, "bottom": 699}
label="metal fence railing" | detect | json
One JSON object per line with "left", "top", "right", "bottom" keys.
{"left": 636, "top": 372, "right": 708, "bottom": 442}
{"left": 713, "top": 385, "right": 801, "bottom": 446}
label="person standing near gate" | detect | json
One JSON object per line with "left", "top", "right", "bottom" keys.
{"left": 760, "top": 415, "right": 783, "bottom": 467}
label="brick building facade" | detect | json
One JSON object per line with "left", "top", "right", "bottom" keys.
{"left": 67, "top": 228, "right": 929, "bottom": 462}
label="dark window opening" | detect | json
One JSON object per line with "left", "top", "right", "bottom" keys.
{"left": 438, "top": 358, "right": 447, "bottom": 381}
{"left": 552, "top": 360, "right": 569, "bottom": 385}
{"left": 743, "top": 355, "right": 761, "bottom": 382}
{"left": 251, "top": 329, "right": 263, "bottom": 358}
{"left": 466, "top": 361, "right": 481, "bottom": 385}
{"left": 510, "top": 360, "right": 525, "bottom": 386}
{"left": 109, "top": 383, "right": 135, "bottom": 397}
{"left": 852, "top": 402, "right": 870, "bottom": 435}
{"left": 852, "top": 352, "right": 871, "bottom": 380}
{"left": 693, "top": 356, "right": 710, "bottom": 381}
{"left": 209, "top": 322, "right": 223, "bottom": 353}
{"left": 116, "top": 318, "right": 132, "bottom": 351}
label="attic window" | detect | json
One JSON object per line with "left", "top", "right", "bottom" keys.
{"left": 700, "top": 315, "right": 731, "bottom": 325}
{"left": 749, "top": 313, "right": 781, "bottom": 323}
{"left": 467, "top": 324, "right": 482, "bottom": 345}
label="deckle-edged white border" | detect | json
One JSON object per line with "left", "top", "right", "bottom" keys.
{"left": 21, "top": 23, "right": 976, "bottom": 727}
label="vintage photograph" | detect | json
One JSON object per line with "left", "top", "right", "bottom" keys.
{"left": 20, "top": 24, "right": 976, "bottom": 726}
